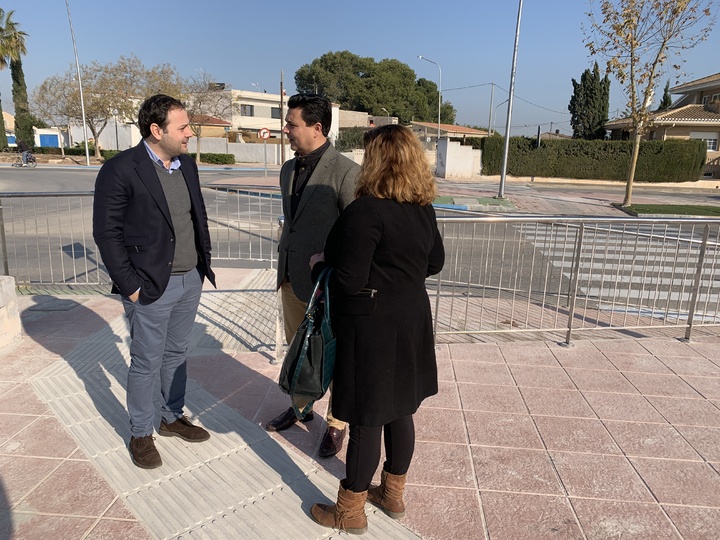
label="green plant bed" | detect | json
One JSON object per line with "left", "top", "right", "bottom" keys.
{"left": 200, "top": 153, "right": 235, "bottom": 165}
{"left": 621, "top": 204, "right": 720, "bottom": 216}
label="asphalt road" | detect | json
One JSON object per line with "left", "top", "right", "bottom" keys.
{"left": 4, "top": 165, "right": 720, "bottom": 208}
{"left": 0, "top": 165, "right": 274, "bottom": 193}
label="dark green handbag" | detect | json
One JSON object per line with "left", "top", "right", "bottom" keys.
{"left": 278, "top": 268, "right": 336, "bottom": 419}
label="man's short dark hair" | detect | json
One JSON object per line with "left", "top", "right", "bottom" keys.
{"left": 287, "top": 94, "right": 332, "bottom": 137}
{"left": 138, "top": 94, "right": 185, "bottom": 139}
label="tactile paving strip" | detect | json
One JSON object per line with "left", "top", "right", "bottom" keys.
{"left": 29, "top": 269, "right": 421, "bottom": 539}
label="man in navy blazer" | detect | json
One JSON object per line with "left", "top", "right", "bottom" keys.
{"left": 93, "top": 94, "right": 216, "bottom": 469}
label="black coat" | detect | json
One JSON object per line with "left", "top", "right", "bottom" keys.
{"left": 93, "top": 143, "right": 216, "bottom": 303}
{"left": 314, "top": 196, "right": 445, "bottom": 426}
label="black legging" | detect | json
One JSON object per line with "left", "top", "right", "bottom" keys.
{"left": 344, "top": 415, "right": 415, "bottom": 492}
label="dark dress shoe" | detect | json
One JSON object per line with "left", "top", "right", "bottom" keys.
{"left": 318, "top": 426, "right": 345, "bottom": 458}
{"left": 265, "top": 406, "right": 314, "bottom": 432}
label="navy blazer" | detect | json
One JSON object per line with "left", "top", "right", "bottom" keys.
{"left": 93, "top": 142, "right": 216, "bottom": 303}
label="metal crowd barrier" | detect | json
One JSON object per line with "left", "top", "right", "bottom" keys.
{"left": 0, "top": 187, "right": 282, "bottom": 289}
{"left": 2, "top": 190, "right": 720, "bottom": 343}
{"left": 432, "top": 216, "right": 720, "bottom": 343}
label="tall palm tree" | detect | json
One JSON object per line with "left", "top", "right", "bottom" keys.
{"left": 0, "top": 9, "right": 28, "bottom": 148}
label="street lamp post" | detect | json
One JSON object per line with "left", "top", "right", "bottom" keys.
{"left": 498, "top": 0, "right": 524, "bottom": 199}
{"left": 65, "top": 0, "right": 90, "bottom": 166}
{"left": 381, "top": 107, "right": 390, "bottom": 125}
{"left": 487, "top": 83, "right": 496, "bottom": 136}
{"left": 417, "top": 55, "right": 442, "bottom": 152}
{"left": 113, "top": 110, "right": 119, "bottom": 150}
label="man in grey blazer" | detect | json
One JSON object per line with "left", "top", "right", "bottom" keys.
{"left": 267, "top": 94, "right": 360, "bottom": 458}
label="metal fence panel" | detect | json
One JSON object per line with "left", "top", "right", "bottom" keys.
{"left": 432, "top": 216, "right": 720, "bottom": 342}
{"left": 0, "top": 187, "right": 281, "bottom": 289}
{"left": 3, "top": 191, "right": 720, "bottom": 342}
{"left": 0, "top": 192, "right": 106, "bottom": 287}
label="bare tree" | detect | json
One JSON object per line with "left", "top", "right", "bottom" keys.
{"left": 585, "top": 0, "right": 716, "bottom": 206}
{"left": 183, "top": 70, "right": 237, "bottom": 163}
{"left": 31, "top": 74, "right": 72, "bottom": 157}
{"left": 31, "top": 55, "right": 185, "bottom": 158}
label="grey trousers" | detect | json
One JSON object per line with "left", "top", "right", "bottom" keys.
{"left": 122, "top": 268, "right": 202, "bottom": 438}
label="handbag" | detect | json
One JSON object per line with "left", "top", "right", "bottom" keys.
{"left": 278, "top": 267, "right": 336, "bottom": 419}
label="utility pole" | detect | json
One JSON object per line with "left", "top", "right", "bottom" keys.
{"left": 498, "top": 0, "right": 524, "bottom": 199}
{"left": 65, "top": 0, "right": 90, "bottom": 166}
{"left": 280, "top": 70, "right": 285, "bottom": 164}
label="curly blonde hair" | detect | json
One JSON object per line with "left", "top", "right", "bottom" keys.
{"left": 356, "top": 124, "right": 437, "bottom": 205}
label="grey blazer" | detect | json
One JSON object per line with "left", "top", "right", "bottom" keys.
{"left": 277, "top": 144, "right": 360, "bottom": 302}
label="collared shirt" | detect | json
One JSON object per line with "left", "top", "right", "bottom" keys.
{"left": 290, "top": 139, "right": 330, "bottom": 217}
{"left": 143, "top": 140, "right": 181, "bottom": 173}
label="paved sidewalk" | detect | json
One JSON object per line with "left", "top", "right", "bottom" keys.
{"left": 2, "top": 176, "right": 720, "bottom": 539}
{"left": 3, "top": 267, "right": 720, "bottom": 539}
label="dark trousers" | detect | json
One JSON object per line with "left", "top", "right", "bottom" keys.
{"left": 344, "top": 415, "right": 415, "bottom": 492}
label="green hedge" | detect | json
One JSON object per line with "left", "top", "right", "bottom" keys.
{"left": 102, "top": 150, "right": 121, "bottom": 159}
{"left": 199, "top": 153, "right": 235, "bottom": 165}
{"left": 32, "top": 147, "right": 235, "bottom": 165}
{"left": 30, "top": 146, "right": 62, "bottom": 155}
{"left": 481, "top": 137, "right": 707, "bottom": 183}
{"left": 336, "top": 127, "right": 366, "bottom": 152}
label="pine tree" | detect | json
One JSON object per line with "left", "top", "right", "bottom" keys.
{"left": 657, "top": 81, "right": 673, "bottom": 111}
{"left": 568, "top": 62, "right": 611, "bottom": 139}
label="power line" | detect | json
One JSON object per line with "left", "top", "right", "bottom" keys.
{"left": 445, "top": 82, "right": 569, "bottom": 116}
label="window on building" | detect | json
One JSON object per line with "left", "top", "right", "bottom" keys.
{"left": 271, "top": 107, "right": 281, "bottom": 119}
{"left": 240, "top": 104, "right": 254, "bottom": 117}
{"left": 712, "top": 93, "right": 720, "bottom": 102}
{"left": 702, "top": 96, "right": 710, "bottom": 105}
{"left": 690, "top": 132, "right": 719, "bottom": 151}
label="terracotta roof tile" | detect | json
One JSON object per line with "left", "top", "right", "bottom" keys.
{"left": 188, "top": 114, "right": 232, "bottom": 126}
{"left": 655, "top": 104, "right": 720, "bottom": 122}
{"left": 411, "top": 121, "right": 488, "bottom": 136}
{"left": 670, "top": 72, "right": 720, "bottom": 93}
{"left": 605, "top": 105, "right": 720, "bottom": 129}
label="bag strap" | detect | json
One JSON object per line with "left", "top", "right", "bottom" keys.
{"left": 305, "top": 267, "right": 332, "bottom": 318}
{"left": 323, "top": 268, "right": 332, "bottom": 321}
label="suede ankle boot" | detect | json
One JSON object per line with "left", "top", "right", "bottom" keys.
{"left": 310, "top": 479, "right": 368, "bottom": 534}
{"left": 367, "top": 470, "right": 407, "bottom": 519}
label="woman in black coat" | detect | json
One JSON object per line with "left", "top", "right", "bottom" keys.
{"left": 310, "top": 124, "right": 444, "bottom": 534}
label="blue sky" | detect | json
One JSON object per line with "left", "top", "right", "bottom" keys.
{"left": 1, "top": 0, "right": 716, "bottom": 136}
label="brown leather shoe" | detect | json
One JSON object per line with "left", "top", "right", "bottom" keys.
{"left": 265, "top": 406, "right": 314, "bottom": 432}
{"left": 159, "top": 415, "right": 210, "bottom": 442}
{"left": 318, "top": 426, "right": 345, "bottom": 458}
{"left": 129, "top": 435, "right": 162, "bottom": 469}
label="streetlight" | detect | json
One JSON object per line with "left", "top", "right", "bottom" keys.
{"left": 381, "top": 107, "right": 390, "bottom": 124}
{"left": 498, "top": 0, "right": 524, "bottom": 199}
{"left": 492, "top": 99, "right": 509, "bottom": 135}
{"left": 487, "top": 82, "right": 497, "bottom": 136}
{"left": 64, "top": 0, "right": 90, "bottom": 166}
{"left": 113, "top": 110, "right": 119, "bottom": 150}
{"left": 417, "top": 55, "right": 442, "bottom": 152}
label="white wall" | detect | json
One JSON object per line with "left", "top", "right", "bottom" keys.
{"left": 69, "top": 120, "right": 140, "bottom": 151}
{"left": 187, "top": 138, "right": 292, "bottom": 165}
{"left": 437, "top": 139, "right": 481, "bottom": 179}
